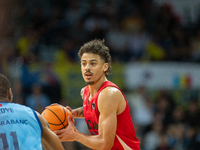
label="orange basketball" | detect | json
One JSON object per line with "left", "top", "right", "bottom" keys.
{"left": 41, "top": 105, "right": 74, "bottom": 131}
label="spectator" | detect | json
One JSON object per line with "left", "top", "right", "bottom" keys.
{"left": 191, "top": 27, "right": 200, "bottom": 62}
{"left": 184, "top": 99, "right": 200, "bottom": 129}
{"left": 166, "top": 123, "right": 188, "bottom": 150}
{"left": 25, "top": 83, "right": 51, "bottom": 113}
{"left": 127, "top": 27, "right": 150, "bottom": 61}
{"left": 12, "top": 80, "right": 24, "bottom": 105}
{"left": 169, "top": 106, "right": 185, "bottom": 125}
{"left": 143, "top": 121, "right": 164, "bottom": 150}
{"left": 127, "top": 86, "right": 154, "bottom": 138}
{"left": 154, "top": 94, "right": 175, "bottom": 128}
{"left": 105, "top": 23, "right": 129, "bottom": 62}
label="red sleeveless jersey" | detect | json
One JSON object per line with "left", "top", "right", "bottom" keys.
{"left": 83, "top": 81, "right": 140, "bottom": 150}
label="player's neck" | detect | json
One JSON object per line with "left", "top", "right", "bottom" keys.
{"left": 0, "top": 97, "right": 10, "bottom": 103}
{"left": 89, "top": 77, "right": 107, "bottom": 98}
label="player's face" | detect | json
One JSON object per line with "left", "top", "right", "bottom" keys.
{"left": 81, "top": 53, "right": 108, "bottom": 85}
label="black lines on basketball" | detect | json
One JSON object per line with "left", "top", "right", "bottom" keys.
{"left": 41, "top": 105, "right": 74, "bottom": 131}
{"left": 46, "top": 107, "right": 66, "bottom": 128}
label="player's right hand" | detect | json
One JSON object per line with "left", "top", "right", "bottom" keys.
{"left": 54, "top": 116, "right": 77, "bottom": 142}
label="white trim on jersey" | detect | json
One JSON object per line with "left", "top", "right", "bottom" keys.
{"left": 116, "top": 135, "right": 132, "bottom": 150}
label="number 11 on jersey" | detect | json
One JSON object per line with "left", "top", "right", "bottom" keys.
{"left": 0, "top": 132, "right": 19, "bottom": 150}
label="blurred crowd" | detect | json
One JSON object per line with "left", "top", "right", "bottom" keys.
{"left": 1, "top": 0, "right": 200, "bottom": 65}
{"left": 0, "top": 0, "right": 200, "bottom": 149}
{"left": 126, "top": 86, "right": 200, "bottom": 150}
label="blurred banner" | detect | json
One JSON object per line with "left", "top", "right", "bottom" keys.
{"left": 125, "top": 62, "right": 200, "bottom": 90}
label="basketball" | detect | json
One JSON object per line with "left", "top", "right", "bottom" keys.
{"left": 41, "top": 105, "right": 74, "bottom": 131}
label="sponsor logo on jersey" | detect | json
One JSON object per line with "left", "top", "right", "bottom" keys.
{"left": 0, "top": 119, "right": 28, "bottom": 126}
{"left": 92, "top": 103, "right": 95, "bottom": 110}
{"left": 86, "top": 119, "right": 98, "bottom": 135}
{"left": 0, "top": 108, "right": 14, "bottom": 114}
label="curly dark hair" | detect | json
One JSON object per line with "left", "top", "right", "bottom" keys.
{"left": 78, "top": 39, "right": 112, "bottom": 77}
{"left": 0, "top": 73, "right": 10, "bottom": 98}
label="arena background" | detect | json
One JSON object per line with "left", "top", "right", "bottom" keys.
{"left": 0, "top": 0, "right": 200, "bottom": 150}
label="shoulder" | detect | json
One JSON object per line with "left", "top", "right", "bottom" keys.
{"left": 12, "top": 103, "right": 31, "bottom": 110}
{"left": 98, "top": 86, "right": 126, "bottom": 115}
{"left": 98, "top": 87, "right": 123, "bottom": 109}
{"left": 99, "top": 86, "right": 122, "bottom": 100}
{"left": 35, "top": 111, "right": 48, "bottom": 129}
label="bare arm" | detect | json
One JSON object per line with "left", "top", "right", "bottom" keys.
{"left": 36, "top": 112, "right": 64, "bottom": 150}
{"left": 75, "top": 87, "right": 123, "bottom": 149}
{"left": 71, "top": 107, "right": 84, "bottom": 118}
{"left": 55, "top": 87, "right": 125, "bottom": 150}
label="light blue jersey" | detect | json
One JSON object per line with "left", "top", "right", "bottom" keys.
{"left": 0, "top": 102, "right": 43, "bottom": 150}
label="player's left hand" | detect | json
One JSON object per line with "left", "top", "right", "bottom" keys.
{"left": 54, "top": 116, "right": 77, "bottom": 142}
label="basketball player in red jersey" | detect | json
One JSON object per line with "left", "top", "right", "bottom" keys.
{"left": 54, "top": 39, "right": 140, "bottom": 150}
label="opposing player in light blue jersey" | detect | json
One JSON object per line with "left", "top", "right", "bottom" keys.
{"left": 0, "top": 73, "right": 64, "bottom": 150}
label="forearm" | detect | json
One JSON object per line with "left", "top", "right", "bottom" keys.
{"left": 42, "top": 133, "right": 64, "bottom": 150}
{"left": 74, "top": 130, "right": 105, "bottom": 150}
{"left": 73, "top": 117, "right": 115, "bottom": 150}
{"left": 72, "top": 107, "right": 84, "bottom": 118}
